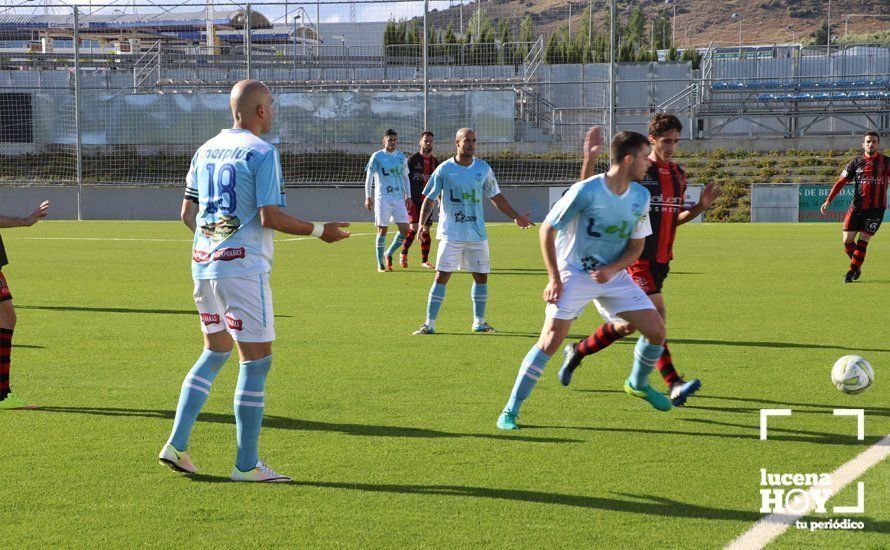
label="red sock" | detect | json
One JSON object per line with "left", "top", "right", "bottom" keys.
{"left": 577, "top": 323, "right": 623, "bottom": 357}
{"left": 420, "top": 230, "right": 432, "bottom": 262}
{"left": 0, "top": 328, "right": 12, "bottom": 399}
{"left": 844, "top": 242, "right": 855, "bottom": 258}
{"left": 850, "top": 239, "right": 869, "bottom": 271}
{"left": 402, "top": 229, "right": 417, "bottom": 257}
{"left": 656, "top": 342, "right": 680, "bottom": 387}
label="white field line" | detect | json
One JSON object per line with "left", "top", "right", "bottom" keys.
{"left": 724, "top": 433, "right": 890, "bottom": 550}
{"left": 14, "top": 233, "right": 375, "bottom": 243}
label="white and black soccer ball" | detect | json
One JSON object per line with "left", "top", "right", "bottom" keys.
{"left": 831, "top": 355, "right": 875, "bottom": 394}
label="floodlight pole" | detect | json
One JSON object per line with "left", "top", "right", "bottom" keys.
{"left": 608, "top": 0, "right": 616, "bottom": 156}
{"left": 246, "top": 3, "right": 252, "bottom": 79}
{"left": 73, "top": 6, "right": 84, "bottom": 221}
{"left": 423, "top": 0, "right": 429, "bottom": 131}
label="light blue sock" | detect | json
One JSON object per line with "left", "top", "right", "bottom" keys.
{"left": 471, "top": 282, "right": 488, "bottom": 324}
{"left": 234, "top": 355, "right": 272, "bottom": 472}
{"left": 375, "top": 235, "right": 386, "bottom": 267}
{"left": 504, "top": 346, "right": 552, "bottom": 415}
{"left": 385, "top": 233, "right": 405, "bottom": 258}
{"left": 426, "top": 282, "right": 447, "bottom": 325}
{"left": 630, "top": 336, "right": 664, "bottom": 389}
{"left": 168, "top": 348, "right": 231, "bottom": 452}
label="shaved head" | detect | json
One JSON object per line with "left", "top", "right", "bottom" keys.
{"left": 456, "top": 127, "right": 475, "bottom": 141}
{"left": 230, "top": 79, "right": 273, "bottom": 135}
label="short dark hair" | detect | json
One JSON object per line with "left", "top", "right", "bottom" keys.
{"left": 611, "top": 131, "right": 651, "bottom": 164}
{"left": 864, "top": 131, "right": 880, "bottom": 142}
{"left": 649, "top": 113, "right": 683, "bottom": 137}
{"left": 384, "top": 129, "right": 398, "bottom": 137}
{"left": 421, "top": 131, "right": 434, "bottom": 139}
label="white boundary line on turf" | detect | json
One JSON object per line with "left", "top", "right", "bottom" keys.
{"left": 14, "top": 233, "right": 375, "bottom": 243}
{"left": 724, "top": 433, "right": 890, "bottom": 550}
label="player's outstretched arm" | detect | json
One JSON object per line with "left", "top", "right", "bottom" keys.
{"left": 0, "top": 200, "right": 50, "bottom": 228}
{"left": 591, "top": 238, "right": 644, "bottom": 284}
{"left": 540, "top": 222, "right": 562, "bottom": 303}
{"left": 490, "top": 194, "right": 534, "bottom": 228}
{"left": 260, "top": 205, "right": 350, "bottom": 243}
{"left": 679, "top": 182, "right": 721, "bottom": 225}
{"left": 580, "top": 125, "right": 605, "bottom": 181}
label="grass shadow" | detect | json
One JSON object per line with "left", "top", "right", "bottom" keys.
{"left": 19, "top": 305, "right": 292, "bottom": 318}
{"left": 39, "top": 406, "right": 581, "bottom": 444}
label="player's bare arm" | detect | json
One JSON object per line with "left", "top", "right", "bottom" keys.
{"left": 259, "top": 205, "right": 351, "bottom": 243}
{"left": 679, "top": 182, "right": 722, "bottom": 224}
{"left": 180, "top": 199, "right": 198, "bottom": 233}
{"left": 591, "top": 237, "right": 645, "bottom": 284}
{"left": 0, "top": 201, "right": 50, "bottom": 228}
{"left": 580, "top": 125, "right": 605, "bottom": 181}
{"left": 490, "top": 194, "right": 534, "bottom": 228}
{"left": 539, "top": 221, "right": 562, "bottom": 303}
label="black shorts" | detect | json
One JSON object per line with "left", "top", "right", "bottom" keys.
{"left": 627, "top": 259, "right": 670, "bottom": 296}
{"left": 0, "top": 272, "right": 11, "bottom": 302}
{"left": 408, "top": 197, "right": 436, "bottom": 225}
{"left": 844, "top": 207, "right": 885, "bottom": 235}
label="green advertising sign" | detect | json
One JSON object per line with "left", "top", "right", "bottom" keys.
{"left": 799, "top": 185, "right": 890, "bottom": 223}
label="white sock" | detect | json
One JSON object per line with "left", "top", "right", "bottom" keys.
{"left": 425, "top": 319, "right": 436, "bottom": 329}
{"left": 474, "top": 317, "right": 485, "bottom": 326}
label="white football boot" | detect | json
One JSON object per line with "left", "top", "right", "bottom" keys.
{"left": 231, "top": 459, "right": 292, "bottom": 483}
{"left": 158, "top": 443, "right": 197, "bottom": 474}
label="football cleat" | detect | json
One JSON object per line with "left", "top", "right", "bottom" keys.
{"left": 158, "top": 443, "right": 197, "bottom": 474}
{"left": 624, "top": 379, "right": 672, "bottom": 411}
{"left": 421, "top": 262, "right": 436, "bottom": 270}
{"left": 557, "top": 342, "right": 584, "bottom": 387}
{"left": 853, "top": 269, "right": 861, "bottom": 281}
{"left": 399, "top": 255, "right": 408, "bottom": 268}
{"left": 231, "top": 460, "right": 292, "bottom": 483}
{"left": 0, "top": 393, "right": 37, "bottom": 410}
{"left": 496, "top": 411, "right": 520, "bottom": 430}
{"left": 844, "top": 270, "right": 855, "bottom": 283}
{"left": 472, "top": 322, "right": 497, "bottom": 333}
{"left": 669, "top": 378, "right": 702, "bottom": 407}
{"left": 413, "top": 324, "right": 435, "bottom": 335}
{"left": 385, "top": 256, "right": 394, "bottom": 271}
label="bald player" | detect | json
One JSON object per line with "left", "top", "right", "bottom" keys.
{"left": 413, "top": 128, "right": 533, "bottom": 335}
{"left": 159, "top": 79, "right": 350, "bottom": 482}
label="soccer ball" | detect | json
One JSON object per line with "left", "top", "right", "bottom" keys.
{"left": 831, "top": 355, "right": 874, "bottom": 394}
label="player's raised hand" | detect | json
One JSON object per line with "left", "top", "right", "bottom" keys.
{"left": 364, "top": 197, "right": 374, "bottom": 211}
{"left": 583, "top": 125, "right": 605, "bottom": 160}
{"left": 321, "top": 222, "right": 351, "bottom": 243}
{"left": 699, "top": 182, "right": 722, "bottom": 209}
{"left": 26, "top": 200, "right": 50, "bottom": 225}
{"left": 543, "top": 277, "right": 562, "bottom": 303}
{"left": 514, "top": 213, "right": 535, "bottom": 229}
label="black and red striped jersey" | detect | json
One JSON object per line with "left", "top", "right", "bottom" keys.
{"left": 828, "top": 153, "right": 890, "bottom": 210}
{"left": 0, "top": 234, "right": 6, "bottom": 268}
{"left": 407, "top": 152, "right": 439, "bottom": 204}
{"left": 639, "top": 159, "right": 686, "bottom": 263}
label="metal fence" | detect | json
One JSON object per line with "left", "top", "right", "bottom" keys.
{"left": 0, "top": 1, "right": 888, "bottom": 221}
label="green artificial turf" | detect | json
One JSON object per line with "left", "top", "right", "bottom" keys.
{"left": 1, "top": 221, "right": 886, "bottom": 548}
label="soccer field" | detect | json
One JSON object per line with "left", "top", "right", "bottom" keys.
{"left": 1, "top": 221, "right": 888, "bottom": 548}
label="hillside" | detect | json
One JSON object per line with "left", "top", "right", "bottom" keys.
{"left": 426, "top": 0, "right": 888, "bottom": 48}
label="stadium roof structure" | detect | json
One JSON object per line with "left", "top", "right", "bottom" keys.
{"left": 0, "top": 9, "right": 319, "bottom": 46}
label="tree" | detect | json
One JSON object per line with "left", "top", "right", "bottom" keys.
{"left": 811, "top": 21, "right": 831, "bottom": 46}
{"left": 516, "top": 15, "right": 534, "bottom": 62}
{"left": 626, "top": 6, "right": 645, "bottom": 46}
{"left": 544, "top": 32, "right": 561, "bottom": 64}
{"left": 667, "top": 45, "right": 679, "bottom": 62}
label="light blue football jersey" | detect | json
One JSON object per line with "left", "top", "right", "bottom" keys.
{"left": 185, "top": 129, "right": 286, "bottom": 280}
{"left": 366, "top": 149, "right": 409, "bottom": 199}
{"left": 422, "top": 157, "right": 502, "bottom": 242}
{"left": 545, "top": 174, "right": 652, "bottom": 273}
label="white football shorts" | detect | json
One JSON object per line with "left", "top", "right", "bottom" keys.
{"left": 193, "top": 272, "right": 275, "bottom": 342}
{"left": 435, "top": 239, "right": 490, "bottom": 273}
{"left": 374, "top": 198, "right": 410, "bottom": 226}
{"left": 545, "top": 267, "right": 655, "bottom": 321}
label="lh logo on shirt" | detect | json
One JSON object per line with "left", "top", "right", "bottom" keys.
{"left": 449, "top": 189, "right": 481, "bottom": 204}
